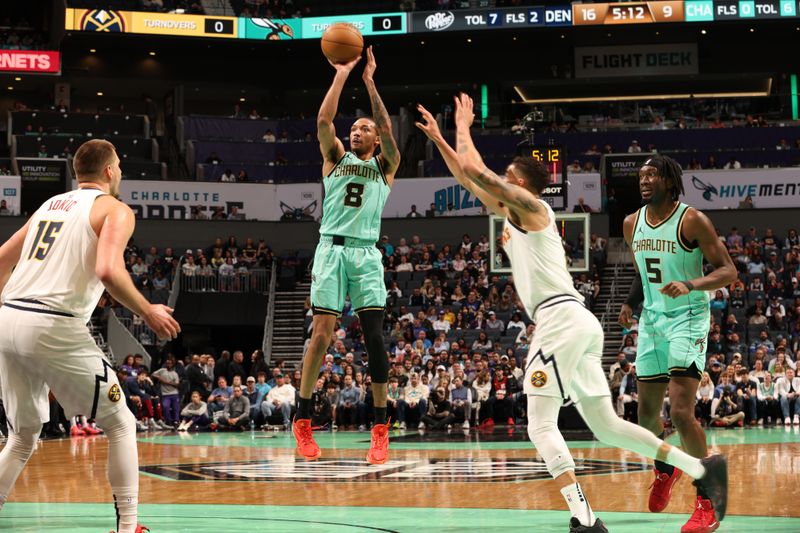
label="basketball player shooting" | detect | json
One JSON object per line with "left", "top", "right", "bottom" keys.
{"left": 619, "top": 154, "right": 737, "bottom": 533}
{"left": 0, "top": 139, "right": 180, "bottom": 533}
{"left": 293, "top": 46, "right": 400, "bottom": 464}
{"left": 413, "top": 95, "right": 728, "bottom": 533}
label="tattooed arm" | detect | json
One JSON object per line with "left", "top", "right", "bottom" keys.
{"left": 453, "top": 94, "right": 549, "bottom": 231}
{"left": 363, "top": 46, "right": 400, "bottom": 183}
{"left": 318, "top": 56, "right": 361, "bottom": 174}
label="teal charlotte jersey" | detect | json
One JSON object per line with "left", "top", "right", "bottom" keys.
{"left": 319, "top": 151, "right": 390, "bottom": 242}
{"left": 311, "top": 152, "right": 390, "bottom": 316}
{"left": 630, "top": 202, "right": 710, "bottom": 381}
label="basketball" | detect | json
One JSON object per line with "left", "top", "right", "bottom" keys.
{"left": 320, "top": 23, "right": 363, "bottom": 64}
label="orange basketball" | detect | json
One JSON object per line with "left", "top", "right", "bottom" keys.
{"left": 321, "top": 23, "right": 364, "bottom": 64}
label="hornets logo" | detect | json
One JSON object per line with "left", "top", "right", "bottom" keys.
{"left": 530, "top": 370, "right": 548, "bottom": 388}
{"left": 108, "top": 384, "right": 122, "bottom": 402}
{"left": 694, "top": 338, "right": 706, "bottom": 353}
{"left": 80, "top": 10, "right": 127, "bottom": 33}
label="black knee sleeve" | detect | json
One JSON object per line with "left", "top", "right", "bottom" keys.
{"left": 358, "top": 309, "right": 389, "bottom": 383}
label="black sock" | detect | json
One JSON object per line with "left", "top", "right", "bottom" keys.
{"left": 297, "top": 397, "right": 312, "bottom": 420}
{"left": 654, "top": 432, "right": 675, "bottom": 475}
{"left": 374, "top": 407, "right": 387, "bottom": 425}
{"left": 696, "top": 485, "right": 710, "bottom": 499}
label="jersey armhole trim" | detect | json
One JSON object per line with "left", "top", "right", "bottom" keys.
{"left": 374, "top": 155, "right": 388, "bottom": 186}
{"left": 631, "top": 208, "right": 642, "bottom": 241}
{"left": 324, "top": 152, "right": 349, "bottom": 179}
{"left": 507, "top": 217, "right": 527, "bottom": 235}
{"left": 676, "top": 207, "right": 699, "bottom": 252}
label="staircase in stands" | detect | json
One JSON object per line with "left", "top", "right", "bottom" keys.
{"left": 596, "top": 263, "right": 637, "bottom": 367}
{"left": 270, "top": 273, "right": 311, "bottom": 366}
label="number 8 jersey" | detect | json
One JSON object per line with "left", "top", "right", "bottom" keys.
{"left": 2, "top": 188, "right": 107, "bottom": 322}
{"left": 630, "top": 202, "right": 708, "bottom": 315}
{"left": 319, "top": 152, "right": 390, "bottom": 242}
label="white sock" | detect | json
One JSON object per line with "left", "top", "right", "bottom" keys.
{"left": 561, "top": 482, "right": 596, "bottom": 526}
{"left": 577, "top": 397, "right": 706, "bottom": 480}
{"left": 666, "top": 446, "right": 705, "bottom": 479}
{"left": 99, "top": 411, "right": 139, "bottom": 532}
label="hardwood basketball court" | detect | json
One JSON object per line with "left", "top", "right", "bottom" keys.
{"left": 1, "top": 426, "right": 798, "bottom": 532}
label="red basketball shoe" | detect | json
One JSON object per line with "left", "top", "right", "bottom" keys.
{"left": 366, "top": 423, "right": 390, "bottom": 465}
{"left": 110, "top": 524, "right": 150, "bottom": 533}
{"left": 648, "top": 467, "right": 683, "bottom": 512}
{"left": 292, "top": 418, "right": 321, "bottom": 461}
{"left": 681, "top": 497, "right": 719, "bottom": 533}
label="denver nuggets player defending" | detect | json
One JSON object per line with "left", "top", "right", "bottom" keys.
{"left": 619, "top": 154, "right": 737, "bottom": 533}
{"left": 0, "top": 139, "right": 179, "bottom": 533}
{"left": 293, "top": 46, "right": 400, "bottom": 464}
{"left": 414, "top": 95, "right": 727, "bottom": 533}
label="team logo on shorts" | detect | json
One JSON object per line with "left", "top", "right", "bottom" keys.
{"left": 530, "top": 370, "right": 548, "bottom": 388}
{"left": 695, "top": 338, "right": 706, "bottom": 352}
{"left": 108, "top": 384, "right": 122, "bottom": 402}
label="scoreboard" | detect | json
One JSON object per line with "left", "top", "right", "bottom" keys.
{"left": 65, "top": 2, "right": 800, "bottom": 41}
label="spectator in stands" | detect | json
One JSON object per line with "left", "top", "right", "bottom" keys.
{"left": 227, "top": 206, "right": 245, "bottom": 221}
{"left": 152, "top": 357, "right": 180, "bottom": 427}
{"left": 262, "top": 129, "right": 276, "bottom": 142}
{"left": 37, "top": 144, "right": 48, "bottom": 157}
{"left": 237, "top": 170, "right": 249, "bottom": 183}
{"left": 260, "top": 372, "right": 295, "bottom": 429}
{"left": 485, "top": 311, "right": 504, "bottom": 337}
{"left": 406, "top": 204, "right": 422, "bottom": 218}
{"left": 205, "top": 152, "right": 222, "bottom": 165}
{"left": 449, "top": 377, "right": 472, "bottom": 428}
{"left": 738, "top": 195, "right": 754, "bottom": 209}
{"left": 178, "top": 391, "right": 210, "bottom": 432}
{"left": 651, "top": 116, "right": 667, "bottom": 130}
{"left": 0, "top": 200, "right": 10, "bottom": 216}
{"left": 208, "top": 376, "right": 232, "bottom": 416}
{"left": 421, "top": 386, "right": 453, "bottom": 430}
{"left": 776, "top": 368, "right": 800, "bottom": 424}
{"left": 217, "top": 385, "right": 250, "bottom": 431}
{"left": 386, "top": 377, "right": 406, "bottom": 428}
{"left": 757, "top": 372, "right": 779, "bottom": 424}
{"left": 712, "top": 387, "right": 745, "bottom": 427}
{"left": 722, "top": 156, "right": 742, "bottom": 170}
{"left": 618, "top": 363, "right": 638, "bottom": 422}
{"left": 248, "top": 109, "right": 260, "bottom": 120}
{"left": 627, "top": 140, "right": 641, "bottom": 153}
{"left": 278, "top": 130, "right": 290, "bottom": 142}
{"left": 396, "top": 256, "right": 413, "bottom": 272}
{"left": 750, "top": 330, "right": 775, "bottom": 357}
{"left": 695, "top": 372, "right": 715, "bottom": 424}
{"left": 404, "top": 372, "right": 429, "bottom": 429}
{"left": 567, "top": 160, "right": 582, "bottom": 173}
{"left": 425, "top": 203, "right": 438, "bottom": 217}
{"left": 572, "top": 197, "right": 592, "bottom": 213}
{"left": 337, "top": 374, "right": 365, "bottom": 430}
{"left": 220, "top": 169, "right": 235, "bottom": 182}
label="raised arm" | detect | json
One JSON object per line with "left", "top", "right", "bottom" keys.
{"left": 453, "top": 94, "right": 548, "bottom": 231}
{"left": 0, "top": 217, "right": 31, "bottom": 300}
{"left": 318, "top": 56, "right": 361, "bottom": 172}
{"left": 659, "top": 208, "right": 738, "bottom": 298}
{"left": 415, "top": 104, "right": 504, "bottom": 216}
{"left": 362, "top": 46, "right": 400, "bottom": 182}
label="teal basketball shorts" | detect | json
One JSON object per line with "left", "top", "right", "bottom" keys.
{"left": 310, "top": 236, "right": 386, "bottom": 317}
{"left": 635, "top": 306, "right": 709, "bottom": 382}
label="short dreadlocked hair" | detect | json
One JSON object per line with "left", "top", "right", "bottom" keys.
{"left": 641, "top": 154, "right": 684, "bottom": 200}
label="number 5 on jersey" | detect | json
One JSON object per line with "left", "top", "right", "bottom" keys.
{"left": 28, "top": 221, "right": 63, "bottom": 261}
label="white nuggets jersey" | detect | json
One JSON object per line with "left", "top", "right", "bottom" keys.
{"left": 502, "top": 200, "right": 583, "bottom": 319}
{"left": 2, "top": 188, "right": 106, "bottom": 322}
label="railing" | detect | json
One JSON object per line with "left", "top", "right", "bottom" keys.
{"left": 600, "top": 256, "right": 623, "bottom": 334}
{"left": 110, "top": 314, "right": 152, "bottom": 367}
{"left": 179, "top": 268, "right": 270, "bottom": 293}
{"left": 262, "top": 258, "right": 278, "bottom": 365}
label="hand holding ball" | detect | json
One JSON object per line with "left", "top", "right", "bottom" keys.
{"left": 321, "top": 23, "right": 364, "bottom": 64}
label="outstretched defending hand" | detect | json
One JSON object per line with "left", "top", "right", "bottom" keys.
{"left": 362, "top": 45, "right": 377, "bottom": 82}
{"left": 143, "top": 304, "right": 181, "bottom": 340}
{"left": 415, "top": 104, "right": 442, "bottom": 141}
{"left": 454, "top": 93, "right": 475, "bottom": 129}
{"left": 329, "top": 54, "right": 361, "bottom": 74}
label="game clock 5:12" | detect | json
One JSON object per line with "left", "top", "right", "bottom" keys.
{"left": 573, "top": 1, "right": 685, "bottom": 25}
